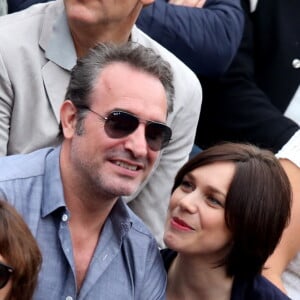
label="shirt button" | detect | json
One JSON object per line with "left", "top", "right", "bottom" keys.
{"left": 292, "top": 58, "right": 300, "bottom": 69}
{"left": 62, "top": 213, "right": 69, "bottom": 222}
{"left": 66, "top": 297, "right": 73, "bottom": 300}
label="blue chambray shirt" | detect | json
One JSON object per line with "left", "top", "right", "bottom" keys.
{"left": 0, "top": 147, "right": 167, "bottom": 300}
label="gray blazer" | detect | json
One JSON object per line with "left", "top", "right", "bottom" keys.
{"left": 0, "top": 0, "right": 202, "bottom": 245}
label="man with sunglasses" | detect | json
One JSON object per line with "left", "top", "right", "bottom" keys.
{"left": 0, "top": 0, "right": 201, "bottom": 248}
{"left": 0, "top": 42, "right": 172, "bottom": 299}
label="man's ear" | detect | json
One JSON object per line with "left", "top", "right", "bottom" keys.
{"left": 60, "top": 100, "right": 77, "bottom": 139}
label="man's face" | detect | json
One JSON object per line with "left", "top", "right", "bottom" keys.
{"left": 67, "top": 62, "right": 168, "bottom": 199}
{"left": 64, "top": 0, "right": 148, "bottom": 26}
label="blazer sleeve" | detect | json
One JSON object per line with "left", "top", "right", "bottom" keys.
{"left": 8, "top": 0, "right": 52, "bottom": 13}
{"left": 196, "top": 0, "right": 299, "bottom": 152}
{"left": 0, "top": 51, "right": 13, "bottom": 156}
{"left": 137, "top": 0, "right": 244, "bottom": 76}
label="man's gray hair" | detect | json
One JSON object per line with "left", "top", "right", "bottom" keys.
{"left": 65, "top": 42, "right": 174, "bottom": 113}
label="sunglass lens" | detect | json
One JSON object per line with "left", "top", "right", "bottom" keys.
{"left": 0, "top": 264, "right": 11, "bottom": 289}
{"left": 146, "top": 123, "right": 172, "bottom": 151}
{"left": 105, "top": 111, "right": 172, "bottom": 151}
{"left": 105, "top": 112, "right": 139, "bottom": 138}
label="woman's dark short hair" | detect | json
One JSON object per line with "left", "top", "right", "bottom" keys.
{"left": 172, "top": 142, "right": 291, "bottom": 278}
{"left": 0, "top": 200, "right": 42, "bottom": 300}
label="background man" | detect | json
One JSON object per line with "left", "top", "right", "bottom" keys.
{"left": 0, "top": 0, "right": 202, "bottom": 246}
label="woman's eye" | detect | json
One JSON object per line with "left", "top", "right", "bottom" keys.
{"left": 180, "top": 180, "right": 194, "bottom": 192}
{"left": 206, "top": 195, "right": 224, "bottom": 208}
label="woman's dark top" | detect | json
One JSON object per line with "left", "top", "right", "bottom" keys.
{"left": 161, "top": 248, "right": 290, "bottom": 300}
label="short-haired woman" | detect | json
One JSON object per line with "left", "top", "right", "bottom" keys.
{"left": 162, "top": 143, "right": 291, "bottom": 299}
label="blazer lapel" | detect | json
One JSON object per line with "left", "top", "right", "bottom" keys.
{"left": 42, "top": 62, "right": 70, "bottom": 123}
{"left": 40, "top": 0, "right": 76, "bottom": 123}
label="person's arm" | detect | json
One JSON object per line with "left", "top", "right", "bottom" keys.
{"left": 263, "top": 131, "right": 300, "bottom": 293}
{"left": 169, "top": 0, "right": 206, "bottom": 8}
{"left": 7, "top": 0, "right": 52, "bottom": 13}
{"left": 137, "top": 0, "right": 244, "bottom": 76}
{"left": 0, "top": 52, "right": 13, "bottom": 156}
{"left": 195, "top": 0, "right": 299, "bottom": 151}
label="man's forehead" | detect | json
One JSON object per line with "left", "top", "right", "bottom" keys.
{"left": 90, "top": 62, "right": 168, "bottom": 120}
{"left": 95, "top": 62, "right": 161, "bottom": 94}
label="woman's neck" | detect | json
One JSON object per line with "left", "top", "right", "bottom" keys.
{"left": 167, "top": 254, "right": 234, "bottom": 300}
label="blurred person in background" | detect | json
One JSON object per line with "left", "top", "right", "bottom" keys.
{"left": 0, "top": 200, "right": 42, "bottom": 300}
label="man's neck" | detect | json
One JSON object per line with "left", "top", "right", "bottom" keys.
{"left": 68, "top": 20, "right": 133, "bottom": 58}
{"left": 59, "top": 143, "right": 117, "bottom": 225}
{"left": 60, "top": 144, "right": 118, "bottom": 290}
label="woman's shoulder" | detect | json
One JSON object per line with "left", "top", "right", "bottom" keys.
{"left": 232, "top": 274, "right": 290, "bottom": 300}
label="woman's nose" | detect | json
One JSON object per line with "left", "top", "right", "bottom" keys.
{"left": 178, "top": 193, "right": 198, "bottom": 214}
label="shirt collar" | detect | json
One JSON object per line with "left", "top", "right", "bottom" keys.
{"left": 109, "top": 198, "right": 133, "bottom": 239}
{"left": 42, "top": 146, "right": 66, "bottom": 217}
{"left": 41, "top": 146, "right": 133, "bottom": 237}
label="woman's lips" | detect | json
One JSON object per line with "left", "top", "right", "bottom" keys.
{"left": 171, "top": 216, "right": 195, "bottom": 231}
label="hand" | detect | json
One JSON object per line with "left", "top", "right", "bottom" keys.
{"left": 168, "top": 0, "right": 206, "bottom": 8}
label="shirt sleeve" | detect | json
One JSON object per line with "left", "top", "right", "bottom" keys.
{"left": 276, "top": 130, "right": 300, "bottom": 168}
{"left": 0, "top": 50, "right": 13, "bottom": 156}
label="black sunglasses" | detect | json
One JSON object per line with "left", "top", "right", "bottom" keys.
{"left": 77, "top": 106, "right": 172, "bottom": 151}
{"left": 0, "top": 262, "right": 13, "bottom": 289}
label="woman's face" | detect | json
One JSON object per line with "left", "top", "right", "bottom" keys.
{"left": 0, "top": 255, "right": 12, "bottom": 300}
{"left": 164, "top": 161, "right": 235, "bottom": 260}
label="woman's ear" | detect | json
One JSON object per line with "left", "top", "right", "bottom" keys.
{"left": 60, "top": 100, "right": 78, "bottom": 139}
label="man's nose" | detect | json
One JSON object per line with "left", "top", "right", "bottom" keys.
{"left": 124, "top": 124, "right": 148, "bottom": 158}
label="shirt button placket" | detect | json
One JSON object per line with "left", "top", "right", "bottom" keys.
{"left": 62, "top": 213, "right": 69, "bottom": 222}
